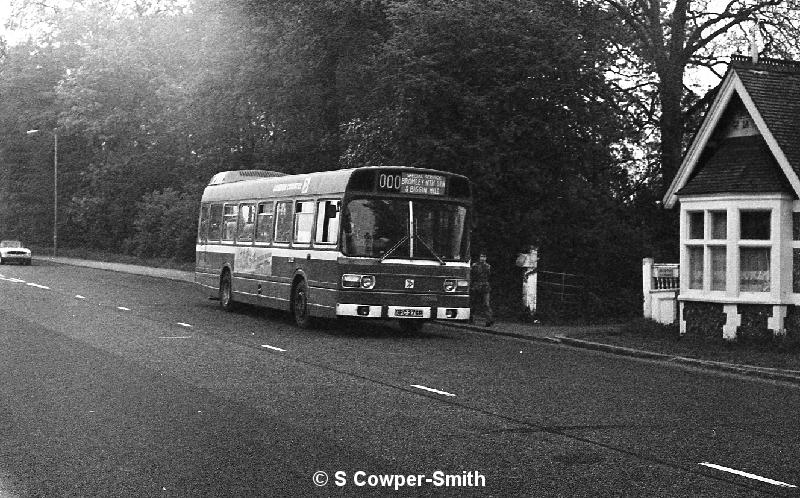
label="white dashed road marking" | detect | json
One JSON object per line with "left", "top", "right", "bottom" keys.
{"left": 699, "top": 462, "right": 797, "bottom": 488}
{"left": 117, "top": 306, "right": 130, "bottom": 311}
{"left": 75, "top": 295, "right": 86, "bottom": 299}
{"left": 176, "top": 322, "right": 193, "bottom": 328}
{"left": 261, "top": 344, "right": 286, "bottom": 352}
{"left": 410, "top": 385, "right": 456, "bottom": 397}
{"left": 159, "top": 336, "right": 192, "bottom": 339}
{"left": 26, "top": 283, "right": 50, "bottom": 289}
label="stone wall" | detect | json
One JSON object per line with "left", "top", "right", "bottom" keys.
{"left": 736, "top": 304, "right": 773, "bottom": 344}
{"left": 682, "top": 302, "right": 726, "bottom": 341}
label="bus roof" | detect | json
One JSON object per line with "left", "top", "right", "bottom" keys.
{"left": 201, "top": 166, "right": 470, "bottom": 203}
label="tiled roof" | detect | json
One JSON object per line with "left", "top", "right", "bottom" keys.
{"left": 731, "top": 55, "right": 800, "bottom": 182}
{"left": 677, "top": 135, "right": 793, "bottom": 196}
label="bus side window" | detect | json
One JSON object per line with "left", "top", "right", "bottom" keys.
{"left": 255, "top": 202, "right": 274, "bottom": 243}
{"left": 209, "top": 204, "right": 223, "bottom": 241}
{"left": 315, "top": 200, "right": 340, "bottom": 244}
{"left": 198, "top": 204, "right": 210, "bottom": 243}
{"left": 294, "top": 201, "right": 314, "bottom": 244}
{"left": 222, "top": 204, "right": 238, "bottom": 241}
{"left": 237, "top": 203, "right": 255, "bottom": 243}
{"left": 274, "top": 201, "right": 293, "bottom": 243}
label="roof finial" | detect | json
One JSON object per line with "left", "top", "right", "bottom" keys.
{"left": 750, "top": 18, "right": 760, "bottom": 64}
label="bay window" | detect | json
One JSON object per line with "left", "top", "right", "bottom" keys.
{"left": 682, "top": 205, "right": 776, "bottom": 297}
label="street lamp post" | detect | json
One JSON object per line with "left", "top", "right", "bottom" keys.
{"left": 26, "top": 129, "right": 58, "bottom": 257}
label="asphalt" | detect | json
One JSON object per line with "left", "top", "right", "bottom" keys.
{"left": 31, "top": 255, "right": 800, "bottom": 386}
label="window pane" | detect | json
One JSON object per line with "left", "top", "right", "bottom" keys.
{"left": 255, "top": 203, "right": 274, "bottom": 243}
{"left": 689, "top": 212, "right": 704, "bottom": 239}
{"left": 710, "top": 211, "right": 726, "bottom": 239}
{"left": 794, "top": 212, "right": 800, "bottom": 241}
{"left": 209, "top": 204, "right": 223, "bottom": 241}
{"left": 294, "top": 201, "right": 314, "bottom": 243}
{"left": 740, "top": 211, "right": 770, "bottom": 240}
{"left": 413, "top": 200, "right": 469, "bottom": 261}
{"left": 274, "top": 201, "right": 293, "bottom": 243}
{"left": 198, "top": 204, "right": 209, "bottom": 243}
{"left": 315, "top": 200, "right": 341, "bottom": 244}
{"left": 740, "top": 247, "right": 770, "bottom": 292}
{"left": 237, "top": 204, "right": 255, "bottom": 242}
{"left": 222, "top": 204, "right": 238, "bottom": 241}
{"left": 688, "top": 246, "right": 703, "bottom": 289}
{"left": 343, "top": 199, "right": 409, "bottom": 258}
{"left": 794, "top": 248, "right": 800, "bottom": 293}
{"left": 710, "top": 246, "right": 726, "bottom": 291}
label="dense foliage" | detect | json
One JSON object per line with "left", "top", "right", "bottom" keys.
{"left": 3, "top": 0, "right": 784, "bottom": 318}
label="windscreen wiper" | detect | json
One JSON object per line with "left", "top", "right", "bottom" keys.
{"left": 380, "top": 234, "right": 409, "bottom": 262}
{"left": 414, "top": 228, "right": 445, "bottom": 265}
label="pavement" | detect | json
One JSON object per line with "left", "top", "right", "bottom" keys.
{"left": 33, "top": 255, "right": 800, "bottom": 386}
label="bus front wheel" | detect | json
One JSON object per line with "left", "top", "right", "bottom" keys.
{"left": 219, "top": 270, "right": 235, "bottom": 311}
{"left": 292, "top": 279, "right": 313, "bottom": 328}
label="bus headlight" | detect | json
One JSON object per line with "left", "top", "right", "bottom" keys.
{"left": 342, "top": 274, "right": 376, "bottom": 289}
{"left": 360, "top": 275, "right": 376, "bottom": 289}
{"left": 444, "top": 279, "right": 469, "bottom": 292}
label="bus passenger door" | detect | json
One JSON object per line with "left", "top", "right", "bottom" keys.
{"left": 197, "top": 204, "right": 210, "bottom": 270}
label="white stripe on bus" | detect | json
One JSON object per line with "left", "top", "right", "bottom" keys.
{"left": 198, "top": 245, "right": 470, "bottom": 267}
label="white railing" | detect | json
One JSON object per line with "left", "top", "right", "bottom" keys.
{"left": 643, "top": 258, "right": 679, "bottom": 324}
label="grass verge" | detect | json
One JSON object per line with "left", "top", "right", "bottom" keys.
{"left": 31, "top": 245, "right": 194, "bottom": 272}
{"left": 568, "top": 318, "right": 800, "bottom": 371}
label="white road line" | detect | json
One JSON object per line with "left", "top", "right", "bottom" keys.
{"left": 75, "top": 295, "right": 86, "bottom": 299}
{"left": 261, "top": 344, "right": 286, "bottom": 352}
{"left": 26, "top": 283, "right": 50, "bottom": 289}
{"left": 0, "top": 277, "right": 25, "bottom": 283}
{"left": 117, "top": 306, "right": 130, "bottom": 311}
{"left": 176, "top": 322, "right": 193, "bottom": 328}
{"left": 159, "top": 336, "right": 192, "bottom": 339}
{"left": 699, "top": 462, "right": 797, "bottom": 488}
{"left": 410, "top": 384, "right": 456, "bottom": 397}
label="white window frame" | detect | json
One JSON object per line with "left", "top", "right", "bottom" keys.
{"left": 679, "top": 194, "right": 792, "bottom": 304}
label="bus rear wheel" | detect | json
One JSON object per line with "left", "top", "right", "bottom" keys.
{"left": 292, "top": 279, "right": 312, "bottom": 328}
{"left": 219, "top": 270, "right": 235, "bottom": 311}
{"left": 399, "top": 320, "right": 425, "bottom": 334}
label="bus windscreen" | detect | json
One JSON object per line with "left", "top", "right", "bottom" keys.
{"left": 342, "top": 198, "right": 468, "bottom": 261}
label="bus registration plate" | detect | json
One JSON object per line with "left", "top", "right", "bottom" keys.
{"left": 395, "top": 308, "right": 424, "bottom": 317}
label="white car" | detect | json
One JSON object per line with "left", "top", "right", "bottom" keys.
{"left": 0, "top": 240, "right": 32, "bottom": 265}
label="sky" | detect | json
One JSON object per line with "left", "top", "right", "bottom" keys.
{"left": 0, "top": 2, "right": 28, "bottom": 45}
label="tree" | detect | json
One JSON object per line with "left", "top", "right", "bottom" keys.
{"left": 604, "top": 0, "right": 800, "bottom": 192}
{"left": 341, "top": 0, "right": 640, "bottom": 309}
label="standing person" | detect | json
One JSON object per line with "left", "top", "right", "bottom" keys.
{"left": 471, "top": 252, "right": 494, "bottom": 327}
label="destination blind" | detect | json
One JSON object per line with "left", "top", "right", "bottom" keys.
{"left": 377, "top": 172, "right": 447, "bottom": 195}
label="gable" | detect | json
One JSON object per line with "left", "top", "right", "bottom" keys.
{"left": 676, "top": 135, "right": 793, "bottom": 196}
{"left": 736, "top": 64, "right": 800, "bottom": 182}
{"left": 664, "top": 56, "right": 800, "bottom": 208}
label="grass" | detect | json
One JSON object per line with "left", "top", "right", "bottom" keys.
{"left": 32, "top": 245, "right": 194, "bottom": 272}
{"left": 568, "top": 318, "right": 800, "bottom": 371}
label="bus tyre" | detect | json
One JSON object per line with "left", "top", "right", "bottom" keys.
{"left": 399, "top": 320, "right": 424, "bottom": 334}
{"left": 219, "top": 270, "right": 235, "bottom": 311}
{"left": 292, "top": 279, "right": 312, "bottom": 328}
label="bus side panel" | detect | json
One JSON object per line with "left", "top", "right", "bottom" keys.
{"left": 271, "top": 251, "right": 340, "bottom": 318}
{"left": 305, "top": 257, "right": 340, "bottom": 319}
{"left": 203, "top": 244, "right": 235, "bottom": 287}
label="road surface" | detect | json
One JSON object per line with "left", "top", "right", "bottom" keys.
{"left": 0, "top": 261, "right": 798, "bottom": 496}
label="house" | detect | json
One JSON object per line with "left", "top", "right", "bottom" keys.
{"left": 664, "top": 55, "right": 800, "bottom": 341}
